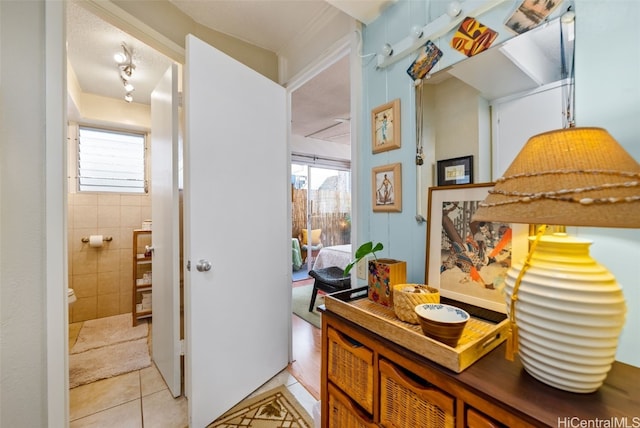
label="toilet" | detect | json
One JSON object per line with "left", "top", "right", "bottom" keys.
{"left": 68, "top": 288, "right": 76, "bottom": 306}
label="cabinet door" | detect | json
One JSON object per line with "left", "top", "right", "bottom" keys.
{"left": 466, "top": 408, "right": 506, "bottom": 428}
{"left": 379, "top": 359, "right": 455, "bottom": 428}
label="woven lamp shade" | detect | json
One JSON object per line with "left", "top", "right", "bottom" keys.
{"left": 473, "top": 127, "right": 640, "bottom": 228}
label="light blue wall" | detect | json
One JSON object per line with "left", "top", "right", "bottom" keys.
{"left": 571, "top": 1, "right": 640, "bottom": 367}
{"left": 359, "top": 0, "right": 639, "bottom": 367}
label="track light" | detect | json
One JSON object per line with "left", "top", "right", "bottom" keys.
{"left": 115, "top": 42, "right": 136, "bottom": 102}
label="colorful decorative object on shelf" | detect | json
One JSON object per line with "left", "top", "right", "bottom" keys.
{"left": 406, "top": 41, "right": 443, "bottom": 81}
{"left": 451, "top": 17, "right": 498, "bottom": 57}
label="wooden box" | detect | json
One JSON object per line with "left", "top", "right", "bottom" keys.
{"left": 368, "top": 259, "right": 406, "bottom": 307}
{"left": 325, "top": 287, "right": 509, "bottom": 373}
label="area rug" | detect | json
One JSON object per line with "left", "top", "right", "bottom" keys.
{"left": 71, "top": 313, "right": 148, "bottom": 354}
{"left": 292, "top": 284, "right": 322, "bottom": 329}
{"left": 69, "top": 338, "right": 151, "bottom": 388}
{"left": 208, "top": 385, "right": 313, "bottom": 428}
{"left": 69, "top": 313, "right": 151, "bottom": 388}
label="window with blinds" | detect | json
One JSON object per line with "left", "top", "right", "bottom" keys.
{"left": 78, "top": 126, "right": 147, "bottom": 193}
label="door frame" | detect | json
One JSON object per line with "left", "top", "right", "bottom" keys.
{"left": 285, "top": 27, "right": 362, "bottom": 264}
{"left": 49, "top": 6, "right": 363, "bottom": 426}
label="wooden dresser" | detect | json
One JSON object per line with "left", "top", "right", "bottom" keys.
{"left": 321, "top": 307, "right": 640, "bottom": 428}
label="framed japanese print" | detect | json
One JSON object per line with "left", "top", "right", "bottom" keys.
{"left": 371, "top": 99, "right": 401, "bottom": 153}
{"left": 372, "top": 163, "right": 402, "bottom": 212}
{"left": 425, "top": 183, "right": 528, "bottom": 313}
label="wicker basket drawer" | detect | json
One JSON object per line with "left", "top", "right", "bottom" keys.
{"left": 379, "top": 359, "right": 455, "bottom": 428}
{"left": 327, "top": 327, "right": 374, "bottom": 413}
{"left": 328, "top": 382, "right": 378, "bottom": 428}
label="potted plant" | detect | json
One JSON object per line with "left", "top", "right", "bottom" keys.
{"left": 344, "top": 241, "right": 406, "bottom": 307}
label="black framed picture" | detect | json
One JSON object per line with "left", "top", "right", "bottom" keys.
{"left": 437, "top": 155, "right": 473, "bottom": 186}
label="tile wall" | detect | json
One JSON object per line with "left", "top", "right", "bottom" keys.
{"left": 68, "top": 192, "right": 151, "bottom": 323}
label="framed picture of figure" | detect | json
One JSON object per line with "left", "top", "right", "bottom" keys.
{"left": 372, "top": 163, "right": 402, "bottom": 212}
{"left": 371, "top": 99, "right": 401, "bottom": 153}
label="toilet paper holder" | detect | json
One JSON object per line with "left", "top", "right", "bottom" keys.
{"left": 81, "top": 236, "right": 113, "bottom": 243}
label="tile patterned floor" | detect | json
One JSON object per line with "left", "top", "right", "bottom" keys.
{"left": 69, "top": 322, "right": 318, "bottom": 427}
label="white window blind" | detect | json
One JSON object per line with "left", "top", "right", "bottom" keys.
{"left": 78, "top": 126, "right": 146, "bottom": 193}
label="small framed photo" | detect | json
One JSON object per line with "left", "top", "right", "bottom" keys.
{"left": 371, "top": 99, "right": 401, "bottom": 153}
{"left": 372, "top": 163, "right": 402, "bottom": 212}
{"left": 437, "top": 155, "right": 473, "bottom": 186}
{"left": 425, "top": 183, "right": 529, "bottom": 313}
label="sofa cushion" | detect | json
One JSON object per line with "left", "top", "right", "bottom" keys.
{"left": 300, "top": 228, "right": 322, "bottom": 245}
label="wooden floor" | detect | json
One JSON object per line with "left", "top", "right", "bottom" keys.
{"left": 288, "top": 279, "right": 322, "bottom": 400}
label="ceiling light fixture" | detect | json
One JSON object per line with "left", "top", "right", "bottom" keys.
{"left": 115, "top": 42, "right": 136, "bottom": 102}
{"left": 410, "top": 24, "right": 424, "bottom": 41}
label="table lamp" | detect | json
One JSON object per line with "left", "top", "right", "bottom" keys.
{"left": 473, "top": 127, "right": 640, "bottom": 393}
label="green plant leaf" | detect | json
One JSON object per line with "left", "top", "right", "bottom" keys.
{"left": 354, "top": 241, "right": 373, "bottom": 259}
{"left": 343, "top": 241, "right": 384, "bottom": 277}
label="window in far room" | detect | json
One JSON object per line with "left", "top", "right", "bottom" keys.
{"left": 77, "top": 126, "right": 147, "bottom": 193}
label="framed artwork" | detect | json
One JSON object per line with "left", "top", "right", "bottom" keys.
{"left": 371, "top": 99, "right": 401, "bottom": 153}
{"left": 505, "top": 0, "right": 563, "bottom": 34}
{"left": 451, "top": 16, "right": 498, "bottom": 57}
{"left": 425, "top": 183, "right": 529, "bottom": 313}
{"left": 406, "top": 41, "right": 443, "bottom": 81}
{"left": 437, "top": 155, "right": 474, "bottom": 186}
{"left": 372, "top": 163, "right": 402, "bottom": 212}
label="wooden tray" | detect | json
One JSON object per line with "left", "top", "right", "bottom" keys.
{"left": 324, "top": 287, "right": 509, "bottom": 373}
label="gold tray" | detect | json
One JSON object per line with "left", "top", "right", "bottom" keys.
{"left": 324, "top": 287, "right": 509, "bottom": 373}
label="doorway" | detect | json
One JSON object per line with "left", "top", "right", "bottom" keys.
{"left": 292, "top": 163, "right": 351, "bottom": 274}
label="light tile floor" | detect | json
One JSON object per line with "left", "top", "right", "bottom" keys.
{"left": 69, "top": 323, "right": 318, "bottom": 427}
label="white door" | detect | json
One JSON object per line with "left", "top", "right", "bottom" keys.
{"left": 151, "top": 64, "right": 182, "bottom": 397}
{"left": 491, "top": 81, "right": 567, "bottom": 178}
{"left": 184, "top": 35, "right": 290, "bottom": 427}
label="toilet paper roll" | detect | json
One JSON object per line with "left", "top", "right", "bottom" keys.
{"left": 89, "top": 235, "right": 103, "bottom": 248}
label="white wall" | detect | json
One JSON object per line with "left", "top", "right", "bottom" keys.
{"left": 1, "top": 1, "right": 64, "bottom": 426}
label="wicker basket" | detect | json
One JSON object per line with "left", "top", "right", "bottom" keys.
{"left": 328, "top": 383, "right": 378, "bottom": 428}
{"left": 327, "top": 327, "right": 374, "bottom": 413}
{"left": 379, "top": 359, "right": 455, "bottom": 428}
{"left": 393, "top": 284, "right": 439, "bottom": 324}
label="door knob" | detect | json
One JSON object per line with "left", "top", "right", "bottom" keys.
{"left": 196, "top": 259, "right": 212, "bottom": 272}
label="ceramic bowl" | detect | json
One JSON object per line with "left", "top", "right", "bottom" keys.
{"left": 415, "top": 303, "right": 470, "bottom": 347}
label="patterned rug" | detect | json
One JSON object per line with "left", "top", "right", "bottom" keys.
{"left": 208, "top": 385, "right": 313, "bottom": 427}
